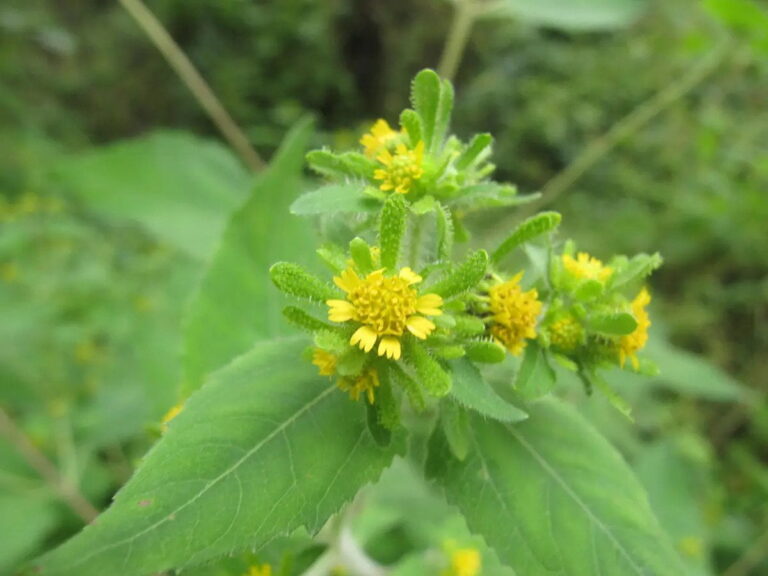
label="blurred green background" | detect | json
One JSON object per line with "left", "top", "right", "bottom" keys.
{"left": 1, "top": 0, "right": 766, "bottom": 574}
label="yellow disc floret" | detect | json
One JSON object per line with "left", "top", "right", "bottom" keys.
{"left": 619, "top": 288, "right": 651, "bottom": 370}
{"left": 312, "top": 349, "right": 338, "bottom": 376}
{"left": 326, "top": 266, "right": 443, "bottom": 360}
{"left": 338, "top": 367, "right": 380, "bottom": 404}
{"left": 443, "top": 548, "right": 482, "bottom": 576}
{"left": 360, "top": 119, "right": 399, "bottom": 158}
{"left": 374, "top": 142, "right": 425, "bottom": 194}
{"left": 548, "top": 314, "right": 584, "bottom": 353}
{"left": 562, "top": 252, "right": 613, "bottom": 283}
{"left": 489, "top": 272, "right": 542, "bottom": 355}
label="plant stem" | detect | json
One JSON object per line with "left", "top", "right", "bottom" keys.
{"left": 0, "top": 407, "right": 99, "bottom": 523}
{"left": 118, "top": 0, "right": 265, "bottom": 172}
{"left": 437, "top": 0, "right": 477, "bottom": 82}
{"left": 517, "top": 40, "right": 729, "bottom": 217}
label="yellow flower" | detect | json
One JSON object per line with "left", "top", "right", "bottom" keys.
{"left": 244, "top": 564, "right": 271, "bottom": 576}
{"left": 327, "top": 266, "right": 443, "bottom": 361}
{"left": 443, "top": 548, "right": 482, "bottom": 576}
{"left": 360, "top": 119, "right": 398, "bottom": 158}
{"left": 312, "top": 348, "right": 338, "bottom": 376}
{"left": 548, "top": 314, "right": 583, "bottom": 353}
{"left": 161, "top": 403, "right": 184, "bottom": 433}
{"left": 489, "top": 272, "right": 542, "bottom": 355}
{"left": 619, "top": 288, "right": 651, "bottom": 370}
{"left": 562, "top": 252, "right": 613, "bottom": 282}
{"left": 374, "top": 142, "right": 425, "bottom": 194}
{"left": 338, "top": 367, "right": 380, "bottom": 404}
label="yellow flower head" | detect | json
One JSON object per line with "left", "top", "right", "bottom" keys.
{"left": 312, "top": 348, "right": 338, "bottom": 376}
{"left": 619, "top": 288, "right": 651, "bottom": 370}
{"left": 360, "top": 119, "right": 399, "bottom": 158}
{"left": 244, "top": 564, "right": 271, "bottom": 576}
{"left": 374, "top": 142, "right": 425, "bottom": 195}
{"left": 161, "top": 403, "right": 184, "bottom": 433}
{"left": 338, "top": 367, "right": 380, "bottom": 404}
{"left": 548, "top": 314, "right": 584, "bottom": 353}
{"left": 444, "top": 548, "right": 482, "bottom": 576}
{"left": 489, "top": 272, "right": 542, "bottom": 355}
{"left": 326, "top": 266, "right": 443, "bottom": 361}
{"left": 562, "top": 252, "right": 613, "bottom": 283}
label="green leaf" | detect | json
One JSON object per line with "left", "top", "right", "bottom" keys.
{"left": 428, "top": 250, "right": 488, "bottom": 299}
{"left": 270, "top": 262, "right": 336, "bottom": 302}
{"left": 427, "top": 398, "right": 687, "bottom": 576}
{"left": 290, "top": 184, "right": 376, "bottom": 215}
{"left": 0, "top": 494, "right": 58, "bottom": 573}
{"left": 399, "top": 109, "right": 423, "bottom": 146}
{"left": 464, "top": 340, "right": 506, "bottom": 364}
{"left": 492, "top": 211, "right": 561, "bottom": 264}
{"left": 181, "top": 121, "right": 315, "bottom": 395}
{"left": 610, "top": 253, "right": 663, "bottom": 291}
{"left": 440, "top": 401, "right": 470, "bottom": 461}
{"left": 483, "top": 0, "right": 648, "bottom": 32}
{"left": 589, "top": 311, "right": 638, "bottom": 335}
{"left": 306, "top": 150, "right": 374, "bottom": 179}
{"left": 584, "top": 370, "right": 634, "bottom": 421}
{"left": 282, "top": 306, "right": 333, "bottom": 333}
{"left": 448, "top": 358, "right": 528, "bottom": 422}
{"left": 379, "top": 194, "right": 408, "bottom": 271}
{"left": 405, "top": 340, "right": 451, "bottom": 397}
{"left": 515, "top": 342, "right": 556, "bottom": 399}
{"left": 349, "top": 237, "right": 374, "bottom": 275}
{"left": 35, "top": 339, "right": 401, "bottom": 576}
{"left": 54, "top": 130, "right": 251, "bottom": 261}
{"left": 456, "top": 133, "right": 493, "bottom": 171}
{"left": 388, "top": 363, "right": 426, "bottom": 412}
{"left": 435, "top": 202, "right": 454, "bottom": 260}
{"left": 410, "top": 69, "right": 453, "bottom": 154}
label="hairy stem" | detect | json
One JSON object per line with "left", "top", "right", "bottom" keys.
{"left": 437, "top": 0, "right": 477, "bottom": 82}
{"left": 0, "top": 407, "right": 99, "bottom": 523}
{"left": 118, "top": 0, "right": 265, "bottom": 172}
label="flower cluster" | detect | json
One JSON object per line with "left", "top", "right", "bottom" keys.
{"left": 272, "top": 69, "right": 661, "bottom": 434}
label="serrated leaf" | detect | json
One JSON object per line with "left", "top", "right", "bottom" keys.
{"left": 448, "top": 358, "right": 528, "bottom": 422}
{"left": 428, "top": 250, "right": 488, "bottom": 299}
{"left": 482, "top": 0, "right": 648, "bottom": 32}
{"left": 610, "top": 252, "right": 663, "bottom": 291}
{"left": 492, "top": 211, "right": 561, "bottom": 264}
{"left": 388, "top": 363, "right": 426, "bottom": 412}
{"left": 282, "top": 306, "right": 332, "bottom": 333}
{"left": 290, "top": 184, "right": 376, "bottom": 215}
{"left": 465, "top": 340, "right": 506, "bottom": 364}
{"left": 399, "top": 109, "right": 422, "bottom": 146}
{"left": 435, "top": 201, "right": 454, "bottom": 260}
{"left": 450, "top": 183, "right": 521, "bottom": 210}
{"left": 35, "top": 339, "right": 401, "bottom": 576}
{"left": 270, "top": 262, "right": 336, "bottom": 302}
{"left": 379, "top": 194, "right": 407, "bottom": 271}
{"left": 182, "top": 120, "right": 315, "bottom": 396}
{"left": 53, "top": 131, "right": 251, "bottom": 261}
{"left": 427, "top": 398, "right": 687, "bottom": 576}
{"left": 515, "top": 342, "right": 556, "bottom": 399}
{"left": 590, "top": 311, "right": 638, "bottom": 335}
{"left": 306, "top": 150, "right": 374, "bottom": 179}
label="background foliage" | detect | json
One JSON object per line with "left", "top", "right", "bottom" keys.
{"left": 1, "top": 0, "right": 766, "bottom": 574}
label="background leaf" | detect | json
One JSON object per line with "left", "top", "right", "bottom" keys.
{"left": 290, "top": 183, "right": 376, "bottom": 215}
{"left": 182, "top": 121, "right": 316, "bottom": 396}
{"left": 35, "top": 338, "right": 402, "bottom": 576}
{"left": 483, "top": 0, "right": 648, "bottom": 32}
{"left": 54, "top": 131, "right": 252, "bottom": 261}
{"left": 427, "top": 398, "right": 686, "bottom": 575}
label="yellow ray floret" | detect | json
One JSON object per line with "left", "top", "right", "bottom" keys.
{"left": 327, "top": 266, "right": 443, "bottom": 361}
{"left": 619, "top": 288, "right": 651, "bottom": 370}
{"left": 489, "top": 272, "right": 542, "bottom": 355}
{"left": 338, "top": 367, "right": 380, "bottom": 404}
{"left": 373, "top": 142, "right": 425, "bottom": 194}
{"left": 311, "top": 348, "right": 337, "bottom": 376}
{"left": 562, "top": 252, "right": 613, "bottom": 282}
{"left": 360, "top": 119, "right": 399, "bottom": 158}
{"left": 443, "top": 548, "right": 482, "bottom": 576}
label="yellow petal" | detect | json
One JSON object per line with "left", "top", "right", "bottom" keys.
{"left": 377, "top": 336, "right": 401, "bottom": 360}
{"left": 399, "top": 267, "right": 422, "bottom": 285}
{"left": 350, "top": 325, "right": 377, "bottom": 353}
{"left": 327, "top": 299, "right": 355, "bottom": 322}
{"left": 377, "top": 149, "right": 394, "bottom": 167}
{"left": 406, "top": 315, "right": 435, "bottom": 339}
{"left": 333, "top": 268, "right": 360, "bottom": 293}
{"left": 416, "top": 293, "right": 443, "bottom": 316}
